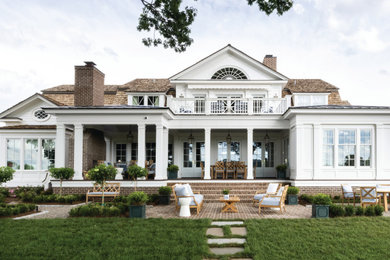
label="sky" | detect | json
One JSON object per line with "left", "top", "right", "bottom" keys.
{"left": 0, "top": 0, "right": 390, "bottom": 112}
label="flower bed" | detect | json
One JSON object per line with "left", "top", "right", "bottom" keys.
{"left": 0, "top": 203, "right": 36, "bottom": 217}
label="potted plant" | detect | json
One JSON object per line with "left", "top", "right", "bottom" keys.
{"left": 275, "top": 164, "right": 287, "bottom": 179}
{"left": 287, "top": 186, "right": 300, "bottom": 205}
{"left": 222, "top": 189, "right": 230, "bottom": 200}
{"left": 129, "top": 191, "right": 148, "bottom": 218}
{"left": 127, "top": 165, "right": 147, "bottom": 191}
{"left": 49, "top": 167, "right": 75, "bottom": 196}
{"left": 0, "top": 166, "right": 14, "bottom": 186}
{"left": 167, "top": 164, "right": 179, "bottom": 179}
{"left": 158, "top": 186, "right": 172, "bottom": 205}
{"left": 87, "top": 164, "right": 117, "bottom": 205}
{"left": 312, "top": 193, "right": 332, "bottom": 218}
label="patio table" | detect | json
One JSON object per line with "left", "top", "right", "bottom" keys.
{"left": 220, "top": 196, "right": 240, "bottom": 213}
{"left": 377, "top": 186, "right": 390, "bottom": 211}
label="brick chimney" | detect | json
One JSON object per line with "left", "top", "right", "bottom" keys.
{"left": 263, "top": 55, "right": 277, "bottom": 71}
{"left": 74, "top": 61, "right": 105, "bottom": 106}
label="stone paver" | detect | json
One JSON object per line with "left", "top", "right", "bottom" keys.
{"left": 209, "top": 247, "right": 244, "bottom": 255}
{"left": 211, "top": 221, "right": 244, "bottom": 226}
{"left": 231, "top": 227, "right": 247, "bottom": 236}
{"left": 27, "top": 203, "right": 86, "bottom": 219}
{"left": 208, "top": 238, "right": 246, "bottom": 245}
{"left": 206, "top": 227, "right": 224, "bottom": 237}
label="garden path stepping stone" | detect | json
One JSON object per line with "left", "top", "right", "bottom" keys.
{"left": 207, "top": 238, "right": 246, "bottom": 245}
{"left": 231, "top": 227, "right": 247, "bottom": 236}
{"left": 211, "top": 221, "right": 244, "bottom": 226}
{"left": 206, "top": 228, "right": 224, "bottom": 237}
{"left": 209, "top": 247, "right": 244, "bottom": 255}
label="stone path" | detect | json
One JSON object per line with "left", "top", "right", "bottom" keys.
{"left": 22, "top": 203, "right": 86, "bottom": 219}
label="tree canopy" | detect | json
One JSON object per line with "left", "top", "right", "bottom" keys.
{"left": 138, "top": 0, "right": 293, "bottom": 52}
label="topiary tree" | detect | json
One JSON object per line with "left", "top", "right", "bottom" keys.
{"left": 0, "top": 166, "right": 15, "bottom": 185}
{"left": 126, "top": 165, "right": 148, "bottom": 191}
{"left": 87, "top": 164, "right": 117, "bottom": 205}
{"left": 49, "top": 167, "right": 75, "bottom": 196}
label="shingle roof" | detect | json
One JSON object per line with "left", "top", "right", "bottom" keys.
{"left": 284, "top": 79, "right": 338, "bottom": 93}
{"left": 0, "top": 125, "right": 56, "bottom": 130}
{"left": 42, "top": 85, "right": 121, "bottom": 93}
{"left": 121, "top": 79, "right": 171, "bottom": 92}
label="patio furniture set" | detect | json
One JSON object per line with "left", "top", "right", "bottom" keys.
{"left": 341, "top": 184, "right": 390, "bottom": 210}
{"left": 203, "top": 161, "right": 248, "bottom": 179}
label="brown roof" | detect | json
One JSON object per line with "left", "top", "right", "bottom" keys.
{"left": 42, "top": 85, "right": 121, "bottom": 93}
{"left": 121, "top": 79, "right": 171, "bottom": 92}
{"left": 37, "top": 93, "right": 65, "bottom": 106}
{"left": 284, "top": 79, "right": 339, "bottom": 93}
{"left": 0, "top": 125, "right": 56, "bottom": 130}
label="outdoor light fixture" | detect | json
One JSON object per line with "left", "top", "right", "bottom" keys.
{"left": 264, "top": 131, "right": 270, "bottom": 144}
{"left": 126, "top": 127, "right": 133, "bottom": 142}
{"left": 188, "top": 131, "right": 194, "bottom": 144}
{"left": 226, "top": 131, "right": 232, "bottom": 143}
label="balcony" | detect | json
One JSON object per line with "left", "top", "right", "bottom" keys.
{"left": 168, "top": 97, "right": 289, "bottom": 115}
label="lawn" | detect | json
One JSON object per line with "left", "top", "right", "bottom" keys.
{"left": 0, "top": 218, "right": 210, "bottom": 260}
{"left": 246, "top": 217, "right": 390, "bottom": 260}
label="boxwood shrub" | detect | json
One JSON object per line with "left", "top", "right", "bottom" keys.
{"left": 356, "top": 206, "right": 364, "bottom": 216}
{"left": 69, "top": 203, "right": 120, "bottom": 217}
{"left": 330, "top": 204, "right": 345, "bottom": 217}
{"left": 375, "top": 205, "right": 384, "bottom": 216}
{"left": 345, "top": 205, "right": 355, "bottom": 216}
{"left": 0, "top": 203, "right": 36, "bottom": 217}
{"left": 365, "top": 205, "right": 376, "bottom": 216}
{"left": 20, "top": 193, "right": 85, "bottom": 204}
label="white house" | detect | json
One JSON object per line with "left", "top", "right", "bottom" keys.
{"left": 1, "top": 45, "right": 390, "bottom": 193}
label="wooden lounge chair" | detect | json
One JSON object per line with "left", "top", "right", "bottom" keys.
{"left": 253, "top": 183, "right": 281, "bottom": 206}
{"left": 341, "top": 184, "right": 358, "bottom": 206}
{"left": 258, "top": 184, "right": 289, "bottom": 214}
{"left": 360, "top": 186, "right": 380, "bottom": 208}
{"left": 200, "top": 161, "right": 205, "bottom": 179}
{"left": 235, "top": 161, "right": 247, "bottom": 179}
{"left": 214, "top": 161, "right": 225, "bottom": 179}
{"left": 225, "top": 162, "right": 235, "bottom": 179}
{"left": 172, "top": 184, "right": 204, "bottom": 215}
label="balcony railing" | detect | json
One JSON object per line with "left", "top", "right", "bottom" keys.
{"left": 168, "top": 97, "right": 289, "bottom": 115}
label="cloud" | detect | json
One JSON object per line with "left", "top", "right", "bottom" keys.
{"left": 293, "top": 3, "right": 305, "bottom": 15}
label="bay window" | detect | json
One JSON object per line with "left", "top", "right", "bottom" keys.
{"left": 294, "top": 94, "right": 328, "bottom": 106}
{"left": 42, "top": 139, "right": 55, "bottom": 170}
{"left": 7, "top": 139, "right": 21, "bottom": 170}
{"left": 24, "top": 139, "right": 38, "bottom": 170}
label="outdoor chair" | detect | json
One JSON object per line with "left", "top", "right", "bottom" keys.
{"left": 341, "top": 184, "right": 359, "bottom": 206}
{"left": 214, "top": 161, "right": 225, "bottom": 179}
{"left": 253, "top": 183, "right": 280, "bottom": 206}
{"left": 235, "top": 161, "right": 247, "bottom": 179}
{"left": 172, "top": 184, "right": 204, "bottom": 215}
{"left": 225, "top": 162, "right": 235, "bottom": 179}
{"left": 200, "top": 161, "right": 205, "bottom": 179}
{"left": 360, "top": 186, "right": 380, "bottom": 208}
{"left": 258, "top": 184, "right": 289, "bottom": 214}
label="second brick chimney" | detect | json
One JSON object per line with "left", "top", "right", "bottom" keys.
{"left": 263, "top": 55, "right": 277, "bottom": 71}
{"left": 74, "top": 61, "right": 105, "bottom": 106}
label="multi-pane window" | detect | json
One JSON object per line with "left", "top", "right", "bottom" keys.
{"left": 116, "top": 144, "right": 127, "bottom": 163}
{"left": 132, "top": 96, "right": 144, "bottom": 106}
{"left": 338, "top": 130, "right": 356, "bottom": 166}
{"left": 168, "top": 144, "right": 173, "bottom": 165}
{"left": 24, "top": 139, "right": 38, "bottom": 170}
{"left": 360, "top": 129, "right": 371, "bottom": 166}
{"left": 230, "top": 142, "right": 240, "bottom": 161}
{"left": 146, "top": 143, "right": 156, "bottom": 162}
{"left": 7, "top": 139, "right": 20, "bottom": 170}
{"left": 131, "top": 143, "right": 138, "bottom": 161}
{"left": 196, "top": 142, "right": 205, "bottom": 167}
{"left": 147, "top": 96, "right": 159, "bottom": 106}
{"left": 42, "top": 139, "right": 55, "bottom": 170}
{"left": 218, "top": 142, "right": 228, "bottom": 162}
{"left": 265, "top": 142, "right": 274, "bottom": 167}
{"left": 322, "top": 130, "right": 334, "bottom": 166}
{"left": 183, "top": 142, "right": 193, "bottom": 168}
{"left": 194, "top": 96, "right": 205, "bottom": 114}
{"left": 253, "top": 142, "right": 262, "bottom": 167}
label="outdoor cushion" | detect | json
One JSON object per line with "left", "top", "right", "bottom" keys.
{"left": 276, "top": 186, "right": 285, "bottom": 196}
{"left": 342, "top": 185, "right": 353, "bottom": 193}
{"left": 174, "top": 185, "right": 187, "bottom": 197}
{"left": 254, "top": 194, "right": 266, "bottom": 201}
{"left": 178, "top": 194, "right": 204, "bottom": 206}
{"left": 183, "top": 184, "right": 194, "bottom": 196}
{"left": 266, "top": 183, "right": 279, "bottom": 194}
{"left": 260, "top": 197, "right": 280, "bottom": 206}
{"left": 362, "top": 198, "right": 377, "bottom": 203}
{"left": 344, "top": 193, "right": 355, "bottom": 198}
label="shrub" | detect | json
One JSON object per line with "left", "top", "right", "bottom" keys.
{"left": 15, "top": 186, "right": 44, "bottom": 198}
{"left": 167, "top": 164, "right": 179, "bottom": 172}
{"left": 365, "top": 206, "right": 376, "bottom": 216}
{"left": 18, "top": 204, "right": 28, "bottom": 214}
{"left": 113, "top": 196, "right": 130, "bottom": 204}
{"left": 222, "top": 189, "right": 230, "bottom": 195}
{"left": 374, "top": 205, "right": 384, "bottom": 216}
{"left": 312, "top": 194, "right": 332, "bottom": 205}
{"left": 345, "top": 205, "right": 355, "bottom": 216}
{"left": 69, "top": 203, "right": 120, "bottom": 217}
{"left": 0, "top": 166, "right": 15, "bottom": 184}
{"left": 300, "top": 194, "right": 314, "bottom": 204}
{"left": 0, "top": 194, "right": 5, "bottom": 203}
{"left": 356, "top": 206, "right": 364, "bottom": 216}
{"left": 275, "top": 164, "right": 287, "bottom": 171}
{"left": 158, "top": 186, "right": 172, "bottom": 196}
{"left": 148, "top": 194, "right": 159, "bottom": 204}
{"left": 88, "top": 164, "right": 117, "bottom": 204}
{"left": 49, "top": 168, "right": 75, "bottom": 196}
{"left": 330, "top": 204, "right": 345, "bottom": 217}
{"left": 287, "top": 186, "right": 300, "bottom": 195}
{"left": 129, "top": 191, "right": 148, "bottom": 206}
{"left": 0, "top": 187, "right": 10, "bottom": 197}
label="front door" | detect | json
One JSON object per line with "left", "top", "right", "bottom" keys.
{"left": 253, "top": 142, "right": 276, "bottom": 178}
{"left": 181, "top": 142, "right": 204, "bottom": 178}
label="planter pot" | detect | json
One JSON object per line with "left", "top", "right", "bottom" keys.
{"left": 159, "top": 195, "right": 171, "bottom": 205}
{"left": 224, "top": 194, "right": 229, "bottom": 200}
{"left": 312, "top": 204, "right": 329, "bottom": 218}
{"left": 277, "top": 170, "right": 286, "bottom": 179}
{"left": 168, "top": 171, "right": 178, "bottom": 180}
{"left": 287, "top": 194, "right": 298, "bottom": 205}
{"left": 129, "top": 205, "right": 146, "bottom": 218}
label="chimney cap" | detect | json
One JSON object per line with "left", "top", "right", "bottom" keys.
{"left": 265, "top": 54, "right": 274, "bottom": 58}
{"left": 84, "top": 61, "right": 96, "bottom": 67}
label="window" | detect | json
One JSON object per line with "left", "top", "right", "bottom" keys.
{"left": 253, "top": 142, "right": 262, "bottom": 167}
{"left": 33, "top": 109, "right": 49, "bottom": 121}
{"left": 360, "top": 129, "right": 371, "bottom": 166}
{"left": 146, "top": 143, "right": 156, "bottom": 162}
{"left": 218, "top": 142, "right": 228, "bottom": 162}
{"left": 7, "top": 139, "right": 20, "bottom": 170}
{"left": 230, "top": 142, "right": 240, "bottom": 161}
{"left": 24, "top": 139, "right": 38, "bottom": 170}
{"left": 194, "top": 96, "right": 205, "bottom": 113}
{"left": 168, "top": 144, "right": 173, "bottom": 165}
{"left": 295, "top": 95, "right": 327, "bottom": 106}
{"left": 42, "top": 139, "right": 55, "bottom": 170}
{"left": 116, "top": 144, "right": 126, "bottom": 163}
{"left": 338, "top": 130, "right": 356, "bottom": 166}
{"left": 132, "top": 96, "right": 144, "bottom": 106}
{"left": 183, "top": 142, "right": 193, "bottom": 167}
{"left": 196, "top": 142, "right": 205, "bottom": 167}
{"left": 322, "top": 130, "right": 334, "bottom": 166}
{"left": 211, "top": 67, "right": 247, "bottom": 80}
{"left": 131, "top": 143, "right": 138, "bottom": 161}
{"left": 147, "top": 96, "right": 159, "bottom": 106}
{"left": 265, "top": 142, "right": 274, "bottom": 167}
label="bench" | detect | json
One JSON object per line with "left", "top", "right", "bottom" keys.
{"left": 86, "top": 183, "right": 121, "bottom": 203}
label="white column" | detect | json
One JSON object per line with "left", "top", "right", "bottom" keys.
{"left": 204, "top": 128, "right": 211, "bottom": 179}
{"left": 137, "top": 124, "right": 146, "bottom": 167}
{"left": 143, "top": 95, "right": 148, "bottom": 106}
{"left": 155, "top": 125, "right": 164, "bottom": 180}
{"left": 55, "top": 124, "right": 66, "bottom": 168}
{"left": 248, "top": 98, "right": 253, "bottom": 115}
{"left": 163, "top": 127, "right": 169, "bottom": 176}
{"left": 73, "top": 124, "right": 84, "bottom": 180}
{"left": 104, "top": 137, "right": 111, "bottom": 162}
{"left": 37, "top": 138, "right": 42, "bottom": 170}
{"left": 126, "top": 143, "right": 131, "bottom": 163}
{"left": 313, "top": 124, "right": 321, "bottom": 180}
{"left": 111, "top": 141, "right": 115, "bottom": 164}
{"left": 0, "top": 137, "right": 7, "bottom": 166}
{"left": 247, "top": 128, "right": 254, "bottom": 179}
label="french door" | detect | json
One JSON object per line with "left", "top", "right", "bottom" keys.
{"left": 253, "top": 142, "right": 275, "bottom": 178}
{"left": 182, "top": 142, "right": 205, "bottom": 178}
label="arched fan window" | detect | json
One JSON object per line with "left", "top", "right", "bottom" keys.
{"left": 211, "top": 67, "right": 247, "bottom": 80}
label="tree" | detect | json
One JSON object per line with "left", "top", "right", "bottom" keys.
{"left": 0, "top": 166, "right": 15, "bottom": 185}
{"left": 87, "top": 164, "right": 117, "bottom": 205}
{"left": 138, "top": 0, "right": 293, "bottom": 52}
{"left": 127, "top": 165, "right": 148, "bottom": 191}
{"left": 49, "top": 167, "right": 75, "bottom": 196}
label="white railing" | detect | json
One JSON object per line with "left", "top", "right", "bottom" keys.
{"left": 169, "top": 97, "right": 289, "bottom": 115}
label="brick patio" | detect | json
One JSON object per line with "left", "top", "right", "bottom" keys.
{"left": 146, "top": 202, "right": 312, "bottom": 219}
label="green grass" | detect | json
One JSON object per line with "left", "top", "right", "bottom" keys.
{"left": 246, "top": 217, "right": 390, "bottom": 260}
{"left": 0, "top": 218, "right": 210, "bottom": 260}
